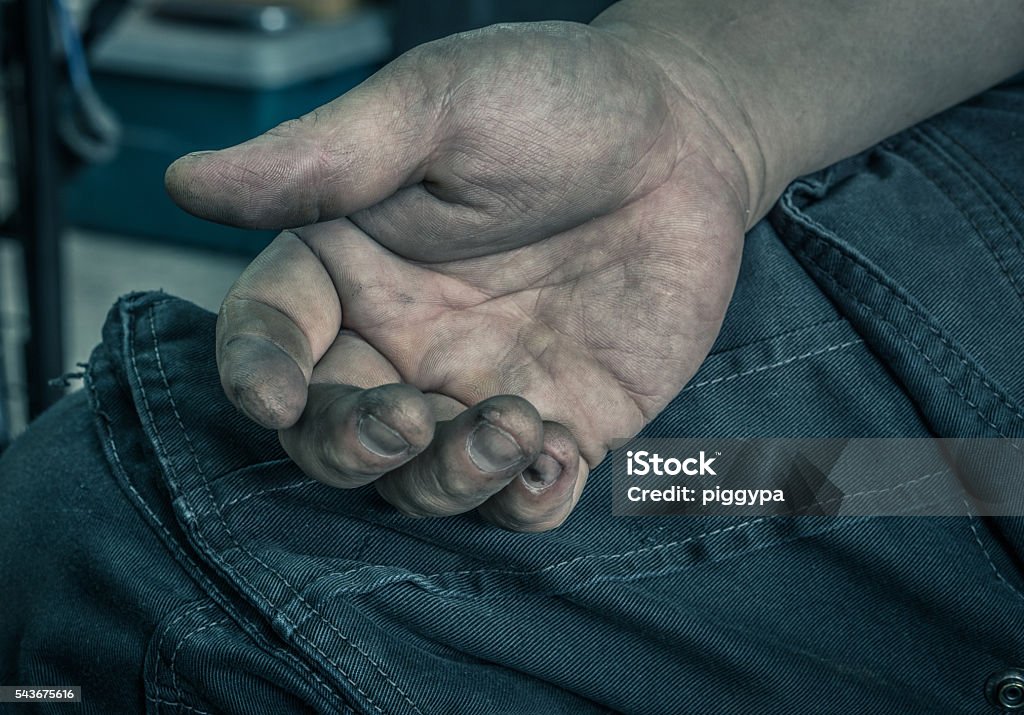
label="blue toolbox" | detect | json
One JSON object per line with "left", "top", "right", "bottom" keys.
{"left": 65, "top": 4, "right": 391, "bottom": 254}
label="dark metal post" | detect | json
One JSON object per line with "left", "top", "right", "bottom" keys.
{"left": 9, "top": 0, "right": 65, "bottom": 417}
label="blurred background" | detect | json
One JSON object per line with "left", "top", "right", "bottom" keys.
{"left": 0, "top": 0, "right": 615, "bottom": 442}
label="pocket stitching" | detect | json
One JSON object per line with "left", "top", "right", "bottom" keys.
{"left": 964, "top": 507, "right": 1024, "bottom": 604}
{"left": 168, "top": 617, "right": 233, "bottom": 710}
{"left": 152, "top": 601, "right": 218, "bottom": 710}
{"left": 923, "top": 122, "right": 1024, "bottom": 258}
{"left": 901, "top": 130, "right": 1024, "bottom": 308}
{"left": 254, "top": 465, "right": 955, "bottom": 607}
{"left": 681, "top": 338, "right": 863, "bottom": 393}
{"left": 139, "top": 304, "right": 419, "bottom": 715}
{"left": 797, "top": 237, "right": 1023, "bottom": 444}
{"left": 781, "top": 183, "right": 1024, "bottom": 430}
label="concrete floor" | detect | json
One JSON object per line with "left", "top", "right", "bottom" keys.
{"left": 0, "top": 230, "right": 249, "bottom": 434}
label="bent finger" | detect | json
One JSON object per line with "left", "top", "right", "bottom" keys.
{"left": 279, "top": 382, "right": 435, "bottom": 489}
{"left": 477, "top": 421, "right": 586, "bottom": 532}
{"left": 375, "top": 395, "right": 543, "bottom": 517}
{"left": 218, "top": 231, "right": 342, "bottom": 429}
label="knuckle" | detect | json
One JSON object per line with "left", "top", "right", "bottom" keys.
{"left": 379, "top": 475, "right": 465, "bottom": 518}
{"left": 308, "top": 451, "right": 381, "bottom": 489}
{"left": 435, "top": 470, "right": 480, "bottom": 503}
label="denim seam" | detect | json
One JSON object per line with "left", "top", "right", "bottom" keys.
{"left": 704, "top": 316, "right": 848, "bottom": 357}
{"left": 913, "top": 123, "right": 1024, "bottom": 247}
{"left": 554, "top": 503, "right": 948, "bottom": 595}
{"left": 783, "top": 183, "right": 1024, "bottom": 418}
{"left": 141, "top": 304, "right": 420, "bottom": 715}
{"left": 681, "top": 339, "right": 863, "bottom": 393}
{"left": 964, "top": 503, "right": 1024, "bottom": 604}
{"left": 145, "top": 696, "right": 213, "bottom": 715}
{"left": 86, "top": 360, "right": 192, "bottom": 574}
{"left": 239, "top": 518, "right": 762, "bottom": 597}
{"left": 355, "top": 518, "right": 772, "bottom": 592}
{"left": 780, "top": 183, "right": 1024, "bottom": 427}
{"left": 221, "top": 479, "right": 318, "bottom": 511}
{"left": 219, "top": 338, "right": 865, "bottom": 514}
{"left": 153, "top": 601, "right": 217, "bottom": 703}
{"left": 169, "top": 617, "right": 232, "bottom": 708}
{"left": 793, "top": 235, "right": 1024, "bottom": 446}
{"left": 306, "top": 466, "right": 954, "bottom": 600}
{"left": 206, "top": 458, "right": 294, "bottom": 491}
{"left": 799, "top": 241, "right": 1022, "bottom": 445}
{"left": 920, "top": 123, "right": 1024, "bottom": 260}
{"left": 150, "top": 600, "right": 351, "bottom": 715}
{"left": 87, "top": 341, "right": 345, "bottom": 715}
{"left": 86, "top": 370, "right": 244, "bottom": 715}
{"left": 900, "top": 131, "right": 1024, "bottom": 307}
{"left": 131, "top": 310, "right": 388, "bottom": 715}
{"left": 101, "top": 300, "right": 353, "bottom": 715}
{"left": 777, "top": 187, "right": 1024, "bottom": 624}
{"left": 782, "top": 467, "right": 951, "bottom": 517}
{"left": 145, "top": 312, "right": 417, "bottom": 715}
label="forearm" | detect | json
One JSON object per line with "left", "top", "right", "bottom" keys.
{"left": 593, "top": 0, "right": 1024, "bottom": 224}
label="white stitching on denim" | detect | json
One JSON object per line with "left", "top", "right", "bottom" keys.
{"left": 86, "top": 363, "right": 181, "bottom": 560}
{"left": 797, "top": 241, "right": 1023, "bottom": 450}
{"left": 234, "top": 468, "right": 956, "bottom": 600}
{"left": 925, "top": 123, "right": 1024, "bottom": 261}
{"left": 785, "top": 467, "right": 952, "bottom": 517}
{"left": 154, "top": 602, "right": 216, "bottom": 696}
{"left": 149, "top": 318, "right": 412, "bottom": 714}
{"left": 222, "top": 479, "right": 318, "bottom": 510}
{"left": 783, "top": 187, "right": 1024, "bottom": 426}
{"left": 452, "top": 518, "right": 770, "bottom": 578}
{"left": 705, "top": 317, "right": 848, "bottom": 357}
{"left": 144, "top": 306, "right": 422, "bottom": 715}
{"left": 403, "top": 466, "right": 956, "bottom": 583}
{"left": 132, "top": 310, "right": 387, "bottom": 715}
{"left": 963, "top": 499, "right": 1024, "bottom": 605}
{"left": 292, "top": 467, "right": 957, "bottom": 603}
{"left": 681, "top": 339, "right": 863, "bottom": 393}
{"left": 111, "top": 303, "right": 346, "bottom": 709}
{"left": 145, "top": 695, "right": 214, "bottom": 715}
{"left": 903, "top": 131, "right": 1024, "bottom": 307}
{"left": 918, "top": 124, "right": 1024, "bottom": 260}
{"left": 86, "top": 350, "right": 342, "bottom": 711}
{"left": 170, "top": 618, "right": 232, "bottom": 706}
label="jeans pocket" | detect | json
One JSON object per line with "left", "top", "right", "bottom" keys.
{"left": 144, "top": 598, "right": 353, "bottom": 715}
{"left": 103, "top": 278, "right": 971, "bottom": 714}
{"left": 770, "top": 138, "right": 1024, "bottom": 584}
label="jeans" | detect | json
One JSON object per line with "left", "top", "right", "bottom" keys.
{"left": 2, "top": 72, "right": 1023, "bottom": 714}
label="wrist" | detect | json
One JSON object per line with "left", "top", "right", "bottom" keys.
{"left": 595, "top": 0, "right": 1024, "bottom": 228}
{"left": 592, "top": 18, "right": 794, "bottom": 230}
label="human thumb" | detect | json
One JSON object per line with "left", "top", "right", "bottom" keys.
{"left": 164, "top": 59, "right": 443, "bottom": 230}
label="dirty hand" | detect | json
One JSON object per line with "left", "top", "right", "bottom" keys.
{"left": 165, "top": 21, "right": 764, "bottom": 531}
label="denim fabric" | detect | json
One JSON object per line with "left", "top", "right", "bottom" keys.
{"left": 1, "top": 73, "right": 1023, "bottom": 714}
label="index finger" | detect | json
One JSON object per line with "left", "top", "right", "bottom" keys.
{"left": 217, "top": 231, "right": 342, "bottom": 429}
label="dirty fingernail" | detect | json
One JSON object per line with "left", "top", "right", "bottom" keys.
{"left": 468, "top": 422, "right": 523, "bottom": 472}
{"left": 358, "top": 413, "right": 409, "bottom": 457}
{"left": 522, "top": 453, "right": 562, "bottom": 491}
{"left": 221, "top": 335, "right": 305, "bottom": 429}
